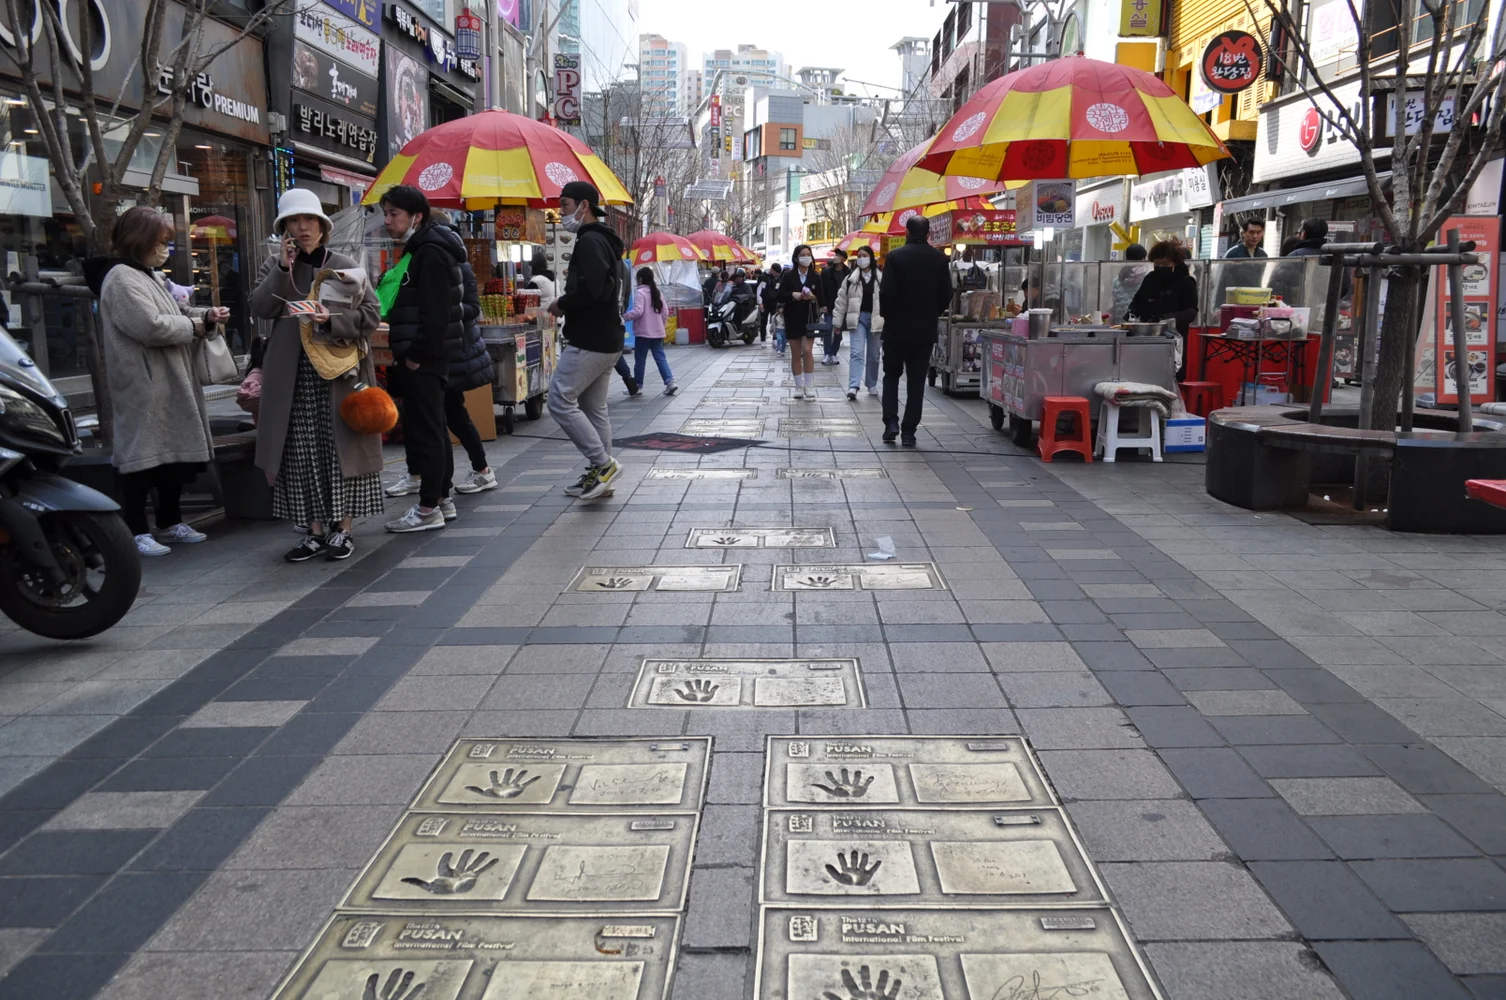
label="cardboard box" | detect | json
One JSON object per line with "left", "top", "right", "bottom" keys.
{"left": 450, "top": 384, "right": 497, "bottom": 443}
{"left": 1164, "top": 416, "right": 1206, "bottom": 452}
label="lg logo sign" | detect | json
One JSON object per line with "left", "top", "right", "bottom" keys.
{"left": 1299, "top": 107, "right": 1323, "bottom": 154}
{"left": 0, "top": 0, "right": 112, "bottom": 73}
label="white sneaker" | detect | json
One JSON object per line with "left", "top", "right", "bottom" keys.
{"left": 454, "top": 469, "right": 497, "bottom": 493}
{"left": 385, "top": 472, "right": 422, "bottom": 497}
{"left": 794, "top": 386, "right": 805, "bottom": 399}
{"left": 439, "top": 497, "right": 458, "bottom": 521}
{"left": 156, "top": 522, "right": 206, "bottom": 544}
{"left": 807, "top": 385, "right": 818, "bottom": 400}
{"left": 384, "top": 505, "right": 446, "bottom": 533}
{"left": 135, "top": 533, "right": 171, "bottom": 557}
{"left": 867, "top": 386, "right": 879, "bottom": 396}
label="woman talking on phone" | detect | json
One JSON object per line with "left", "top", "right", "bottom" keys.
{"left": 249, "top": 189, "right": 385, "bottom": 563}
{"left": 778, "top": 244, "right": 826, "bottom": 398}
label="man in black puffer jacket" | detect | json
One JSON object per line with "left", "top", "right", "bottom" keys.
{"left": 380, "top": 185, "right": 466, "bottom": 532}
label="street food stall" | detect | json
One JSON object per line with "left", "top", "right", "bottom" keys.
{"left": 925, "top": 207, "right": 1027, "bottom": 395}
{"left": 479, "top": 208, "right": 553, "bottom": 432}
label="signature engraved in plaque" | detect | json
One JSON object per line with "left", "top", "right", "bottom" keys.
{"left": 909, "top": 763, "right": 1030, "bottom": 805}
{"left": 824, "top": 849, "right": 882, "bottom": 886}
{"left": 467, "top": 768, "right": 542, "bottom": 799}
{"left": 569, "top": 763, "right": 689, "bottom": 806}
{"left": 364, "top": 968, "right": 426, "bottom": 1000}
{"left": 484, "top": 960, "right": 647, "bottom": 998}
{"left": 400, "top": 849, "right": 501, "bottom": 895}
{"left": 959, "top": 953, "right": 1131, "bottom": 1000}
{"left": 821, "top": 965, "right": 901, "bottom": 1000}
{"left": 527, "top": 845, "right": 671, "bottom": 902}
{"left": 812, "top": 769, "right": 875, "bottom": 798}
{"left": 930, "top": 841, "right": 1077, "bottom": 895}
{"left": 673, "top": 679, "right": 719, "bottom": 702}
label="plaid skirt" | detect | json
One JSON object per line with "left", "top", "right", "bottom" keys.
{"left": 272, "top": 353, "right": 386, "bottom": 524}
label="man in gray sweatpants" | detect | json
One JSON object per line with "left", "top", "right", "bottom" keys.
{"left": 547, "top": 182, "right": 627, "bottom": 501}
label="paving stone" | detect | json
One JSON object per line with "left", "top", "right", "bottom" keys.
{"left": 1102, "top": 861, "right": 1294, "bottom": 940}
{"left": 0, "top": 873, "right": 106, "bottom": 927}
{"left": 1307, "top": 814, "right": 1481, "bottom": 859}
{"left": 1095, "top": 670, "right": 1187, "bottom": 705}
{"left": 1314, "top": 941, "right": 1475, "bottom": 1000}
{"left": 1185, "top": 690, "right": 1308, "bottom": 716}
{"left": 694, "top": 804, "right": 759, "bottom": 866}
{"left": 1124, "top": 706, "right": 1225, "bottom": 747}
{"left": 43, "top": 791, "right": 204, "bottom": 831}
{"left": 197, "top": 756, "right": 321, "bottom": 808}
{"left": 1065, "top": 799, "right": 1229, "bottom": 861}
{"left": 1125, "top": 628, "right": 1227, "bottom": 648}
{"left": 1163, "top": 667, "right": 1277, "bottom": 690}
{"left": 1071, "top": 641, "right": 1154, "bottom": 670}
{"left": 179, "top": 700, "right": 306, "bottom": 729}
{"left": 1015, "top": 707, "right": 1145, "bottom": 749}
{"left": 0, "top": 928, "right": 49, "bottom": 979}
{"left": 905, "top": 707, "right": 1020, "bottom": 734}
{"left": 895, "top": 672, "right": 1005, "bottom": 709}
{"left": 281, "top": 754, "right": 437, "bottom": 806}
{"left": 1402, "top": 913, "right": 1506, "bottom": 975}
{"left": 1247, "top": 861, "right": 1409, "bottom": 940}
{"left": 998, "top": 671, "right": 1113, "bottom": 707}
{"left": 225, "top": 804, "right": 397, "bottom": 871}
{"left": 372, "top": 674, "right": 495, "bottom": 712}
{"left": 1269, "top": 777, "right": 1427, "bottom": 815}
{"left": 42, "top": 870, "right": 206, "bottom": 954}
{"left": 683, "top": 867, "right": 755, "bottom": 948}
{"left": 1161, "top": 747, "right": 1274, "bottom": 799}
{"left": 1206, "top": 715, "right": 1344, "bottom": 745}
{"left": 1352, "top": 858, "right": 1506, "bottom": 911}
{"left": 707, "top": 751, "right": 764, "bottom": 804}
{"left": 978, "top": 641, "right": 1087, "bottom": 672}
{"left": 668, "top": 951, "right": 750, "bottom": 1000}
{"left": 145, "top": 866, "right": 356, "bottom": 952}
{"left": 1143, "top": 942, "right": 1346, "bottom": 1000}
{"left": 1420, "top": 793, "right": 1506, "bottom": 854}
{"left": 94, "top": 950, "right": 294, "bottom": 1000}
{"left": 1035, "top": 749, "right": 1183, "bottom": 800}
{"left": 1199, "top": 797, "right": 1334, "bottom": 860}
{"left": 0, "top": 830, "right": 156, "bottom": 875}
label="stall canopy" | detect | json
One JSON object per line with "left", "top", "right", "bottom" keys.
{"left": 919, "top": 55, "right": 1230, "bottom": 181}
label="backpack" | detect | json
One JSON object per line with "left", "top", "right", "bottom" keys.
{"left": 961, "top": 263, "right": 987, "bottom": 290}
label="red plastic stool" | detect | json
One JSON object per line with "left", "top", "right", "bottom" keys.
{"left": 1179, "top": 381, "right": 1226, "bottom": 417}
{"left": 1038, "top": 396, "right": 1093, "bottom": 463}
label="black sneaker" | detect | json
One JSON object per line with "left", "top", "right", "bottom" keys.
{"left": 324, "top": 530, "right": 355, "bottom": 561}
{"left": 627, "top": 382, "right": 642, "bottom": 397}
{"left": 901, "top": 433, "right": 917, "bottom": 447}
{"left": 285, "top": 534, "right": 325, "bottom": 563}
{"left": 882, "top": 422, "right": 899, "bottom": 444}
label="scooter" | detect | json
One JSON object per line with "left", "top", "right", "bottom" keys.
{"left": 0, "top": 323, "right": 140, "bottom": 638}
{"left": 705, "top": 291, "right": 760, "bottom": 348}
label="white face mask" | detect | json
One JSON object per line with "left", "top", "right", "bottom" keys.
{"left": 797, "top": 255, "right": 813, "bottom": 267}
{"left": 856, "top": 257, "right": 871, "bottom": 270}
{"left": 146, "top": 245, "right": 170, "bottom": 268}
{"left": 560, "top": 204, "right": 587, "bottom": 234}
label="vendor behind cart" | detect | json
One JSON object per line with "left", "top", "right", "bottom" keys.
{"left": 1125, "top": 240, "right": 1198, "bottom": 379}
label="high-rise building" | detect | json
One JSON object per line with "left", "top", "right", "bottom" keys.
{"left": 638, "top": 33, "right": 688, "bottom": 113}
{"left": 554, "top": 0, "right": 638, "bottom": 97}
{"left": 702, "top": 43, "right": 786, "bottom": 90}
{"left": 683, "top": 69, "right": 704, "bottom": 113}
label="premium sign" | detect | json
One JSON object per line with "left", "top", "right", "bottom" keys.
{"left": 1201, "top": 30, "right": 1263, "bottom": 94}
{"left": 295, "top": 4, "right": 380, "bottom": 78}
{"left": 554, "top": 53, "right": 582, "bottom": 126}
{"left": 292, "top": 42, "right": 378, "bottom": 120}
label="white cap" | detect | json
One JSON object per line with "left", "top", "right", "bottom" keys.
{"left": 272, "top": 188, "right": 332, "bottom": 237}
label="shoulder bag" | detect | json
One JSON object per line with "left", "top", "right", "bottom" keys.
{"left": 194, "top": 329, "right": 239, "bottom": 385}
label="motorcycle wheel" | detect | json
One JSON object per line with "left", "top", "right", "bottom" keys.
{"left": 0, "top": 511, "right": 141, "bottom": 640}
{"left": 708, "top": 330, "right": 727, "bottom": 348}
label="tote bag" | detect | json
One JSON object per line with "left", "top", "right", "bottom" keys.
{"left": 194, "top": 331, "right": 239, "bottom": 385}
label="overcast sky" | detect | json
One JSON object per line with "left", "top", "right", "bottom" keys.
{"left": 633, "top": 0, "right": 940, "bottom": 99}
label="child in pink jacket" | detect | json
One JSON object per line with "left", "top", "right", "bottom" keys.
{"left": 623, "top": 267, "right": 678, "bottom": 395}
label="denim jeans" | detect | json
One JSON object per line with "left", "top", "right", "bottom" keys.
{"left": 548, "top": 345, "right": 618, "bottom": 467}
{"left": 773, "top": 313, "right": 786, "bottom": 353}
{"left": 847, "top": 313, "right": 880, "bottom": 391}
{"left": 822, "top": 325, "right": 843, "bottom": 361}
{"left": 634, "top": 338, "right": 674, "bottom": 387}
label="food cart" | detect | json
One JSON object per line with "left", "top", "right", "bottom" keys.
{"left": 925, "top": 208, "right": 1026, "bottom": 395}
{"left": 480, "top": 208, "right": 554, "bottom": 433}
{"left": 982, "top": 323, "right": 1178, "bottom": 446}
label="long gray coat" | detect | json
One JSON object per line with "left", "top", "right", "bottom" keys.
{"left": 98, "top": 264, "right": 214, "bottom": 475}
{"left": 249, "top": 250, "right": 383, "bottom": 485}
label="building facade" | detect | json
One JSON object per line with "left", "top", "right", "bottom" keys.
{"left": 638, "top": 34, "right": 689, "bottom": 114}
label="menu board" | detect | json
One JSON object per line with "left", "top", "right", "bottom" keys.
{"left": 1423, "top": 216, "right": 1498, "bottom": 405}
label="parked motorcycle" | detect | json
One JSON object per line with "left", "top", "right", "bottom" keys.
{"left": 0, "top": 324, "right": 140, "bottom": 639}
{"left": 705, "top": 289, "right": 760, "bottom": 348}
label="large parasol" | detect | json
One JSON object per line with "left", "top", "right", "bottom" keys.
{"left": 629, "top": 232, "right": 706, "bottom": 265}
{"left": 833, "top": 231, "right": 884, "bottom": 255}
{"left": 687, "top": 230, "right": 755, "bottom": 264}
{"left": 859, "top": 141, "right": 1020, "bottom": 218}
{"left": 917, "top": 55, "right": 1229, "bottom": 181}
{"left": 360, "top": 109, "right": 632, "bottom": 209}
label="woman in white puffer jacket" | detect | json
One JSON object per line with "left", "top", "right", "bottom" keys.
{"left": 830, "top": 245, "right": 884, "bottom": 401}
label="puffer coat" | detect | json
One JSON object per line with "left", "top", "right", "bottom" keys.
{"left": 385, "top": 223, "right": 465, "bottom": 371}
{"left": 447, "top": 233, "right": 495, "bottom": 392}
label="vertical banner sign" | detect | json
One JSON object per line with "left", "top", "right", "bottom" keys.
{"left": 454, "top": 8, "right": 482, "bottom": 61}
{"left": 1120, "top": 0, "right": 1162, "bottom": 36}
{"left": 553, "top": 53, "right": 581, "bottom": 126}
{"left": 1423, "top": 216, "right": 1498, "bottom": 405}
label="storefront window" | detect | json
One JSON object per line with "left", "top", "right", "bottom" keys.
{"left": 177, "top": 134, "right": 257, "bottom": 355}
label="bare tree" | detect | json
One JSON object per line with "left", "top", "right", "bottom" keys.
{"left": 590, "top": 80, "right": 702, "bottom": 237}
{"left": 800, "top": 123, "right": 892, "bottom": 238}
{"left": 1, "top": 0, "right": 300, "bottom": 255}
{"left": 714, "top": 170, "right": 774, "bottom": 247}
{"left": 1251, "top": 0, "right": 1506, "bottom": 431}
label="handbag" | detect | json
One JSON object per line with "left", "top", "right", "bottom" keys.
{"left": 298, "top": 268, "right": 363, "bottom": 380}
{"left": 194, "top": 329, "right": 239, "bottom": 385}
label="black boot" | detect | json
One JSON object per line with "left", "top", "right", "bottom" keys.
{"left": 883, "top": 421, "right": 899, "bottom": 444}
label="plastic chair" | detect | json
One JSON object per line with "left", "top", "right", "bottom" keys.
{"left": 1179, "top": 381, "right": 1225, "bottom": 417}
{"left": 1096, "top": 402, "right": 1163, "bottom": 463}
{"left": 1038, "top": 396, "right": 1093, "bottom": 463}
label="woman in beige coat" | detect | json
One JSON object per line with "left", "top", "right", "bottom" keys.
{"left": 97, "top": 207, "right": 228, "bottom": 557}
{"left": 250, "top": 189, "right": 384, "bottom": 563}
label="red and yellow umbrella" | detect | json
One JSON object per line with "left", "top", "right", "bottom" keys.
{"left": 629, "top": 232, "right": 706, "bottom": 265}
{"left": 687, "top": 230, "right": 754, "bottom": 264}
{"left": 833, "top": 231, "right": 883, "bottom": 255}
{"left": 918, "top": 56, "right": 1229, "bottom": 181}
{"left": 191, "top": 215, "right": 237, "bottom": 242}
{"left": 859, "top": 141, "right": 1020, "bottom": 218}
{"left": 861, "top": 197, "right": 997, "bottom": 235}
{"left": 361, "top": 109, "right": 632, "bottom": 209}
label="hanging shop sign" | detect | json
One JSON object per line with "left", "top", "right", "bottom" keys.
{"left": 385, "top": 1, "right": 480, "bottom": 80}
{"left": 455, "top": 8, "right": 483, "bottom": 61}
{"left": 1383, "top": 92, "right": 1457, "bottom": 137}
{"left": 952, "top": 209, "right": 1019, "bottom": 244}
{"left": 710, "top": 95, "right": 722, "bottom": 128}
{"left": 292, "top": 42, "right": 378, "bottom": 120}
{"left": 320, "top": 0, "right": 381, "bottom": 30}
{"left": 1201, "top": 31, "right": 1263, "bottom": 94}
{"left": 1119, "top": 0, "right": 1162, "bottom": 36}
{"left": 553, "top": 53, "right": 582, "bottom": 126}
{"left": 1417, "top": 216, "right": 1498, "bottom": 406}
{"left": 386, "top": 46, "right": 429, "bottom": 157}
{"left": 1021, "top": 179, "right": 1076, "bottom": 231}
{"left": 293, "top": 95, "right": 379, "bottom": 164}
{"left": 0, "top": 152, "right": 53, "bottom": 217}
{"left": 295, "top": 5, "right": 380, "bottom": 79}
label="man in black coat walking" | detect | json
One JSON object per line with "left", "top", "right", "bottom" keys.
{"left": 878, "top": 216, "right": 951, "bottom": 446}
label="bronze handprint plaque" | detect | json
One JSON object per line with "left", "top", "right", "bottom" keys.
{"left": 569, "top": 566, "right": 742, "bottom": 593}
{"left": 772, "top": 564, "right": 946, "bottom": 592}
{"left": 685, "top": 527, "right": 836, "bottom": 548}
{"left": 345, "top": 813, "right": 694, "bottom": 915}
{"left": 632, "top": 658, "right": 865, "bottom": 709}
{"left": 413, "top": 739, "right": 710, "bottom": 814}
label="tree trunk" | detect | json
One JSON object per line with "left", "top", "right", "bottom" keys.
{"left": 1362, "top": 265, "right": 1425, "bottom": 504}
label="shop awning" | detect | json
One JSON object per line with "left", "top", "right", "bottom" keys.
{"left": 1220, "top": 172, "right": 1390, "bottom": 215}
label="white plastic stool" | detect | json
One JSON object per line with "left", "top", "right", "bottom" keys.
{"left": 1095, "top": 402, "right": 1163, "bottom": 463}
